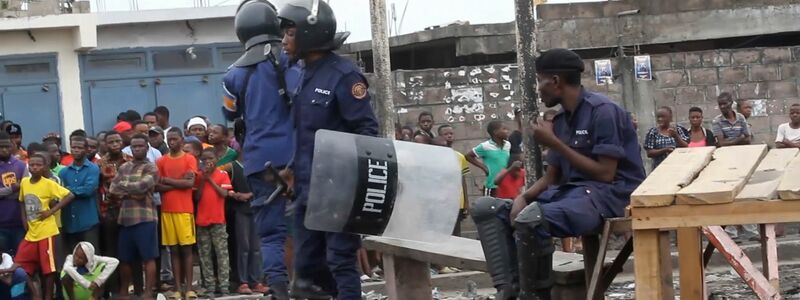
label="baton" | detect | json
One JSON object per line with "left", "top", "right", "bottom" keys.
{"left": 262, "top": 161, "right": 289, "bottom": 206}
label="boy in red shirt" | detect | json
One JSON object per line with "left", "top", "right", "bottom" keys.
{"left": 493, "top": 155, "right": 526, "bottom": 200}
{"left": 156, "top": 128, "right": 198, "bottom": 299}
{"left": 196, "top": 148, "right": 232, "bottom": 296}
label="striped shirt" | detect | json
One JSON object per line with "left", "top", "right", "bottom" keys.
{"left": 712, "top": 112, "right": 751, "bottom": 141}
{"left": 110, "top": 160, "right": 158, "bottom": 227}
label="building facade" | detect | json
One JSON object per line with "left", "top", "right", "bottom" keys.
{"left": 0, "top": 6, "right": 238, "bottom": 144}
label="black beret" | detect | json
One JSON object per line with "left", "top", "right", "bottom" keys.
{"left": 535, "top": 48, "right": 585, "bottom": 73}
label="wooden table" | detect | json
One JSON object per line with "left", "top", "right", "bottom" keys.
{"left": 631, "top": 200, "right": 800, "bottom": 299}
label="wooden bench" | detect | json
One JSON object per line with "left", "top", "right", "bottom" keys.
{"left": 363, "top": 235, "right": 600, "bottom": 300}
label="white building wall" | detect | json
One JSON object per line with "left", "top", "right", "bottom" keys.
{"left": 0, "top": 28, "right": 86, "bottom": 139}
{"left": 95, "top": 18, "right": 236, "bottom": 50}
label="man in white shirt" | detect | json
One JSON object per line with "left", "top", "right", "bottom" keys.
{"left": 776, "top": 103, "right": 800, "bottom": 148}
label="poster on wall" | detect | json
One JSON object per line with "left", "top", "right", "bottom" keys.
{"left": 594, "top": 59, "right": 613, "bottom": 85}
{"left": 634, "top": 55, "right": 653, "bottom": 80}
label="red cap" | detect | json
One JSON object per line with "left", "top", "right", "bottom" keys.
{"left": 113, "top": 121, "right": 132, "bottom": 133}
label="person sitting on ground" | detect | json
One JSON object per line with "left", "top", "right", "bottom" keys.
{"left": 776, "top": 103, "right": 800, "bottom": 149}
{"left": 61, "top": 242, "right": 119, "bottom": 300}
{"left": 686, "top": 107, "right": 716, "bottom": 147}
{"left": 643, "top": 106, "right": 688, "bottom": 170}
{"left": 466, "top": 120, "right": 510, "bottom": 196}
{"left": 0, "top": 251, "right": 30, "bottom": 300}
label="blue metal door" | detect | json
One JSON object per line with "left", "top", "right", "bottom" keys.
{"left": 155, "top": 75, "right": 223, "bottom": 127}
{"left": 88, "top": 79, "right": 156, "bottom": 133}
{"left": 1, "top": 84, "right": 62, "bottom": 146}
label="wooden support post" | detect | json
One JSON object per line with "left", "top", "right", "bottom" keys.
{"left": 586, "top": 222, "right": 612, "bottom": 300}
{"left": 633, "top": 229, "right": 673, "bottom": 299}
{"left": 702, "top": 226, "right": 779, "bottom": 299}
{"left": 382, "top": 253, "right": 432, "bottom": 300}
{"left": 581, "top": 235, "right": 600, "bottom": 289}
{"left": 677, "top": 227, "right": 705, "bottom": 300}
{"left": 759, "top": 224, "right": 780, "bottom": 291}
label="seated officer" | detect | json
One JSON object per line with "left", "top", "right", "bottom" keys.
{"left": 471, "top": 48, "right": 645, "bottom": 300}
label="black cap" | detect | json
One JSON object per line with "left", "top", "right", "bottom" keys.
{"left": 535, "top": 48, "right": 585, "bottom": 73}
{"left": 5, "top": 123, "right": 21, "bottom": 135}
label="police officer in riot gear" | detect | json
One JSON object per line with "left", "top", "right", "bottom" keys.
{"left": 222, "top": 1, "right": 297, "bottom": 298}
{"left": 472, "top": 48, "right": 645, "bottom": 300}
{"left": 277, "top": 0, "right": 378, "bottom": 299}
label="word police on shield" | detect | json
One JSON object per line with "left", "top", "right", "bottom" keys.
{"left": 305, "top": 130, "right": 463, "bottom": 242}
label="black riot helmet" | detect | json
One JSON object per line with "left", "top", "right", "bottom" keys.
{"left": 232, "top": 0, "right": 282, "bottom": 67}
{"left": 278, "top": 0, "right": 348, "bottom": 54}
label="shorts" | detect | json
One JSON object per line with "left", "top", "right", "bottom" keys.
{"left": 15, "top": 236, "right": 57, "bottom": 275}
{"left": 118, "top": 222, "right": 159, "bottom": 263}
{"left": 161, "top": 213, "right": 196, "bottom": 246}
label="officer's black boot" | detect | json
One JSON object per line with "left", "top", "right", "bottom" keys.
{"left": 471, "top": 197, "right": 520, "bottom": 300}
{"left": 269, "top": 282, "right": 290, "bottom": 300}
{"left": 289, "top": 278, "right": 332, "bottom": 300}
{"left": 513, "top": 203, "right": 554, "bottom": 300}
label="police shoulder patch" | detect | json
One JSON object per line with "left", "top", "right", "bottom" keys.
{"left": 351, "top": 82, "right": 368, "bottom": 100}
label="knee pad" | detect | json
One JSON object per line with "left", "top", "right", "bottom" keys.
{"left": 470, "top": 196, "right": 510, "bottom": 221}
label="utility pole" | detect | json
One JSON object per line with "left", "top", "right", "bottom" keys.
{"left": 514, "top": 0, "right": 543, "bottom": 182}
{"left": 369, "top": 0, "right": 396, "bottom": 138}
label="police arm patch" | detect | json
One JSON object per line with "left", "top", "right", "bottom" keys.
{"left": 351, "top": 82, "right": 368, "bottom": 100}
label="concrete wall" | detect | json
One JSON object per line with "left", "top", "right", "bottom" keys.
{"left": 383, "top": 65, "right": 520, "bottom": 197}
{"left": 536, "top": 0, "right": 800, "bottom": 50}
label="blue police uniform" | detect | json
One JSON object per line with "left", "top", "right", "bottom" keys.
{"left": 504, "top": 89, "right": 645, "bottom": 239}
{"left": 532, "top": 89, "right": 645, "bottom": 239}
{"left": 291, "top": 52, "right": 378, "bottom": 299}
{"left": 222, "top": 56, "right": 297, "bottom": 287}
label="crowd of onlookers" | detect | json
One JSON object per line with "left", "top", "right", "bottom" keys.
{"left": 641, "top": 92, "right": 800, "bottom": 240}
{"left": 1, "top": 89, "right": 795, "bottom": 299}
{"left": 0, "top": 106, "right": 269, "bottom": 299}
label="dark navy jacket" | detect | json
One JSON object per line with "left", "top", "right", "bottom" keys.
{"left": 292, "top": 53, "right": 379, "bottom": 204}
{"left": 223, "top": 56, "right": 297, "bottom": 177}
{"left": 545, "top": 89, "right": 645, "bottom": 217}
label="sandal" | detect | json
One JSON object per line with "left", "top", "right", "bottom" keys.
{"left": 185, "top": 290, "right": 199, "bottom": 299}
{"left": 164, "top": 291, "right": 181, "bottom": 300}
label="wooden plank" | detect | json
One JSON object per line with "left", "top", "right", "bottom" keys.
{"left": 677, "top": 227, "right": 705, "bottom": 300}
{"left": 676, "top": 145, "right": 768, "bottom": 205}
{"left": 778, "top": 152, "right": 800, "bottom": 200}
{"left": 382, "top": 254, "right": 432, "bottom": 300}
{"left": 736, "top": 148, "right": 799, "bottom": 201}
{"left": 702, "top": 226, "right": 780, "bottom": 299}
{"left": 633, "top": 229, "right": 673, "bottom": 300}
{"left": 362, "top": 236, "right": 487, "bottom": 272}
{"left": 759, "top": 224, "right": 780, "bottom": 291}
{"left": 658, "top": 231, "right": 675, "bottom": 299}
{"left": 362, "top": 236, "right": 592, "bottom": 284}
{"left": 631, "top": 200, "right": 800, "bottom": 229}
{"left": 631, "top": 146, "right": 715, "bottom": 207}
